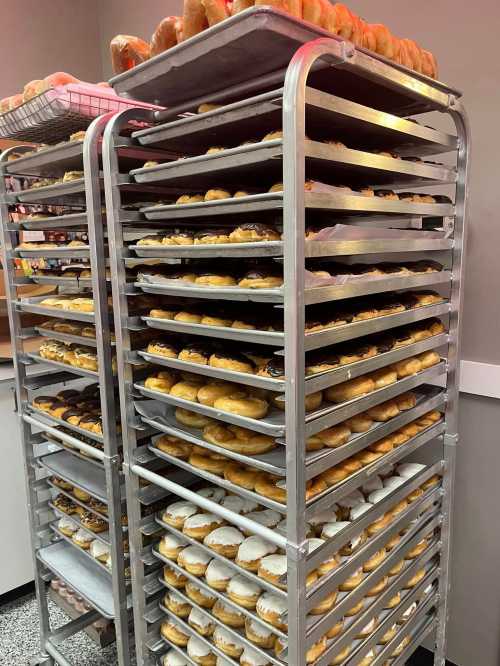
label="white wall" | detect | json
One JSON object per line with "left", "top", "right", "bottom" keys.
{"left": 0, "top": 0, "right": 102, "bottom": 98}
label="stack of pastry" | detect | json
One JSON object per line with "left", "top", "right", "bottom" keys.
{"left": 110, "top": 2, "right": 438, "bottom": 79}
{"left": 157, "top": 476, "right": 437, "bottom": 662}
{"left": 38, "top": 338, "right": 117, "bottom": 373}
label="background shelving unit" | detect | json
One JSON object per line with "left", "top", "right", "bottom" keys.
{"left": 0, "top": 108, "right": 174, "bottom": 665}
{"left": 104, "top": 25, "right": 468, "bottom": 666}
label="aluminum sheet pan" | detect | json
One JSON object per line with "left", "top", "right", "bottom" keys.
{"left": 135, "top": 280, "right": 283, "bottom": 303}
{"left": 110, "top": 7, "right": 460, "bottom": 115}
{"left": 17, "top": 212, "right": 88, "bottom": 230}
{"left": 40, "top": 450, "right": 113, "bottom": 503}
{"left": 28, "top": 406, "right": 104, "bottom": 444}
{"left": 130, "top": 240, "right": 283, "bottom": 259}
{"left": 16, "top": 246, "right": 90, "bottom": 259}
{"left": 26, "top": 353, "right": 99, "bottom": 379}
{"left": 16, "top": 178, "right": 86, "bottom": 204}
{"left": 38, "top": 541, "right": 117, "bottom": 618}
{"left": 16, "top": 296, "right": 95, "bottom": 323}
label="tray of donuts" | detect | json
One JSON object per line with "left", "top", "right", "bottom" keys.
{"left": 49, "top": 483, "right": 128, "bottom": 533}
{"left": 148, "top": 406, "right": 444, "bottom": 515}
{"left": 137, "top": 317, "right": 448, "bottom": 392}
{"left": 153, "top": 474, "right": 441, "bottom": 664}
{"left": 133, "top": 349, "right": 445, "bottom": 438}
{"left": 41, "top": 424, "right": 106, "bottom": 464}
{"left": 139, "top": 384, "right": 444, "bottom": 474}
{"left": 35, "top": 338, "right": 117, "bottom": 376}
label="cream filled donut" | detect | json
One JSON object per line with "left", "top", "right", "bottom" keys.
{"left": 227, "top": 574, "right": 263, "bottom": 609}
{"left": 308, "top": 506, "right": 339, "bottom": 534}
{"left": 164, "top": 565, "right": 188, "bottom": 588}
{"left": 257, "top": 554, "right": 288, "bottom": 589}
{"left": 243, "top": 509, "right": 282, "bottom": 535}
{"left": 383, "top": 476, "right": 407, "bottom": 490}
{"left": 165, "top": 590, "right": 191, "bottom": 618}
{"left": 256, "top": 593, "right": 288, "bottom": 630}
{"left": 203, "top": 526, "right": 245, "bottom": 558}
{"left": 161, "top": 619, "right": 190, "bottom": 646}
{"left": 212, "top": 599, "right": 245, "bottom": 628}
{"left": 162, "top": 649, "right": 189, "bottom": 666}
{"left": 57, "top": 515, "right": 78, "bottom": 537}
{"left": 306, "top": 538, "right": 339, "bottom": 575}
{"left": 177, "top": 546, "right": 212, "bottom": 576}
{"left": 350, "top": 502, "right": 374, "bottom": 520}
{"left": 219, "top": 495, "right": 246, "bottom": 514}
{"left": 396, "top": 462, "right": 426, "bottom": 478}
{"left": 367, "top": 488, "right": 393, "bottom": 504}
{"left": 213, "top": 626, "right": 244, "bottom": 657}
{"left": 197, "top": 487, "right": 226, "bottom": 503}
{"left": 164, "top": 502, "right": 199, "bottom": 529}
{"left": 204, "top": 559, "right": 234, "bottom": 591}
{"left": 240, "top": 646, "right": 272, "bottom": 666}
{"left": 185, "top": 581, "right": 217, "bottom": 608}
{"left": 244, "top": 617, "right": 276, "bottom": 648}
{"left": 339, "top": 566, "right": 364, "bottom": 591}
{"left": 188, "top": 607, "right": 215, "bottom": 637}
{"left": 378, "top": 623, "right": 398, "bottom": 645}
{"left": 159, "top": 534, "right": 189, "bottom": 560}
{"left": 187, "top": 635, "right": 216, "bottom": 665}
{"left": 356, "top": 616, "right": 379, "bottom": 638}
{"left": 183, "top": 513, "right": 225, "bottom": 540}
{"left": 89, "top": 540, "right": 110, "bottom": 563}
{"left": 236, "top": 536, "right": 278, "bottom": 571}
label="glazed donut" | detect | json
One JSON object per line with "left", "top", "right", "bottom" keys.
{"left": 227, "top": 574, "right": 262, "bottom": 609}
{"left": 326, "top": 376, "right": 375, "bottom": 403}
{"left": 197, "top": 382, "right": 238, "bottom": 407}
{"left": 236, "top": 536, "right": 278, "bottom": 572}
{"left": 417, "top": 350, "right": 441, "bottom": 369}
{"left": 159, "top": 534, "right": 188, "bottom": 560}
{"left": 404, "top": 568, "right": 426, "bottom": 589}
{"left": 72, "top": 488, "right": 91, "bottom": 502}
{"left": 204, "top": 559, "right": 234, "bottom": 591}
{"left": 203, "top": 424, "right": 276, "bottom": 455}
{"left": 345, "top": 599, "right": 365, "bottom": 617}
{"left": 367, "top": 400, "right": 400, "bottom": 422}
{"left": 176, "top": 408, "right": 215, "bottom": 429}
{"left": 310, "top": 589, "right": 338, "bottom": 616}
{"left": 357, "top": 617, "right": 379, "bottom": 639}
{"left": 156, "top": 435, "right": 193, "bottom": 459}
{"left": 183, "top": 512, "right": 225, "bottom": 540}
{"left": 316, "top": 423, "right": 351, "bottom": 448}
{"left": 213, "top": 626, "right": 244, "bottom": 658}
{"left": 188, "top": 607, "right": 215, "bottom": 637}
{"left": 204, "top": 526, "right": 245, "bottom": 558}
{"left": 214, "top": 393, "right": 268, "bottom": 418}
{"left": 363, "top": 548, "right": 387, "bottom": 573}
{"left": 175, "top": 310, "right": 203, "bottom": 322}
{"left": 187, "top": 635, "right": 216, "bottom": 666}
{"left": 165, "top": 590, "right": 191, "bottom": 618}
{"left": 80, "top": 511, "right": 107, "bottom": 533}
{"left": 358, "top": 650, "right": 376, "bottom": 666}
{"left": 170, "top": 380, "right": 204, "bottom": 402}
{"left": 209, "top": 352, "right": 255, "bottom": 374}
{"left": 223, "top": 462, "right": 260, "bottom": 490}
{"left": 369, "top": 435, "right": 394, "bottom": 454}
{"left": 329, "top": 645, "right": 352, "bottom": 665}
{"left": 244, "top": 618, "right": 275, "bottom": 649}
{"left": 393, "top": 357, "right": 423, "bottom": 378}
{"left": 388, "top": 559, "right": 404, "bottom": 577}
{"left": 366, "top": 575, "right": 389, "bottom": 597}
{"left": 394, "top": 392, "right": 417, "bottom": 411}
{"left": 185, "top": 581, "right": 217, "bottom": 608}
{"left": 163, "top": 501, "right": 199, "bottom": 529}
{"left": 326, "top": 618, "right": 344, "bottom": 639}
{"left": 256, "top": 593, "right": 287, "bottom": 630}
{"left": 212, "top": 599, "right": 245, "bottom": 628}
{"left": 145, "top": 370, "right": 178, "bottom": 393}
{"left": 371, "top": 366, "right": 398, "bottom": 388}
{"left": 177, "top": 545, "right": 212, "bottom": 576}
{"left": 384, "top": 593, "right": 401, "bottom": 610}
{"left": 345, "top": 413, "right": 374, "bottom": 432}
{"left": 254, "top": 475, "right": 286, "bottom": 504}
{"left": 160, "top": 619, "right": 190, "bottom": 647}
{"left": 189, "top": 453, "right": 228, "bottom": 476}
{"left": 379, "top": 624, "right": 398, "bottom": 645}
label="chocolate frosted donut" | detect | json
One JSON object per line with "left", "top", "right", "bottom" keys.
{"left": 238, "top": 263, "right": 283, "bottom": 289}
{"left": 178, "top": 343, "right": 212, "bottom": 365}
{"left": 257, "top": 357, "right": 285, "bottom": 378}
{"left": 371, "top": 334, "right": 395, "bottom": 354}
{"left": 229, "top": 222, "right": 280, "bottom": 244}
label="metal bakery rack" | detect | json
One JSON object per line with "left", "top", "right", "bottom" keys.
{"left": 0, "top": 99, "right": 176, "bottom": 666}
{"left": 105, "top": 16, "right": 468, "bottom": 666}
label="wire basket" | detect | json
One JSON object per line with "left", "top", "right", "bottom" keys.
{"left": 0, "top": 83, "right": 162, "bottom": 144}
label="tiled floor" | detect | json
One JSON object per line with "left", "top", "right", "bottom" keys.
{"left": 0, "top": 592, "right": 132, "bottom": 666}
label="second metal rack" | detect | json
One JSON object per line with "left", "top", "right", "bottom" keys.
{"left": 105, "top": 30, "right": 467, "bottom": 666}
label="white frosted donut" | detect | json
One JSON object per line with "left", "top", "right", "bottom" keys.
{"left": 178, "top": 546, "right": 212, "bottom": 566}
{"left": 205, "top": 559, "right": 234, "bottom": 587}
{"left": 162, "top": 534, "right": 188, "bottom": 550}
{"left": 187, "top": 635, "right": 212, "bottom": 659}
{"left": 396, "top": 462, "right": 426, "bottom": 478}
{"left": 361, "top": 475, "right": 383, "bottom": 495}
{"left": 350, "top": 502, "right": 374, "bottom": 520}
{"left": 368, "top": 488, "right": 393, "bottom": 504}
{"left": 383, "top": 476, "right": 407, "bottom": 490}
{"left": 245, "top": 618, "right": 275, "bottom": 640}
{"left": 337, "top": 489, "right": 364, "bottom": 508}
{"left": 204, "top": 526, "right": 245, "bottom": 548}
{"left": 166, "top": 501, "right": 199, "bottom": 520}
{"left": 320, "top": 521, "right": 362, "bottom": 551}
{"left": 219, "top": 495, "right": 246, "bottom": 514}
{"left": 198, "top": 487, "right": 226, "bottom": 503}
{"left": 216, "top": 658, "right": 233, "bottom": 666}
{"left": 256, "top": 592, "right": 287, "bottom": 617}
{"left": 162, "top": 649, "right": 189, "bottom": 666}
{"left": 227, "top": 574, "right": 262, "bottom": 598}
{"left": 237, "top": 536, "right": 278, "bottom": 563}
{"left": 183, "top": 513, "right": 224, "bottom": 530}
{"left": 241, "top": 499, "right": 260, "bottom": 514}
{"left": 244, "top": 509, "right": 282, "bottom": 529}
{"left": 240, "top": 646, "right": 272, "bottom": 666}
{"left": 188, "top": 607, "right": 214, "bottom": 630}
{"left": 90, "top": 540, "right": 109, "bottom": 559}
{"left": 309, "top": 506, "right": 339, "bottom": 528}
{"left": 213, "top": 626, "right": 244, "bottom": 651}
{"left": 259, "top": 554, "right": 286, "bottom": 577}
{"left": 58, "top": 516, "right": 77, "bottom": 532}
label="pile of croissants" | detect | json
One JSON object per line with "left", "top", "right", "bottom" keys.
{"left": 110, "top": 0, "right": 437, "bottom": 79}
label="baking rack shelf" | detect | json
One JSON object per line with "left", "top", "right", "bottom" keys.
{"left": 102, "top": 26, "right": 467, "bottom": 666}
{"left": 0, "top": 115, "right": 136, "bottom": 666}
